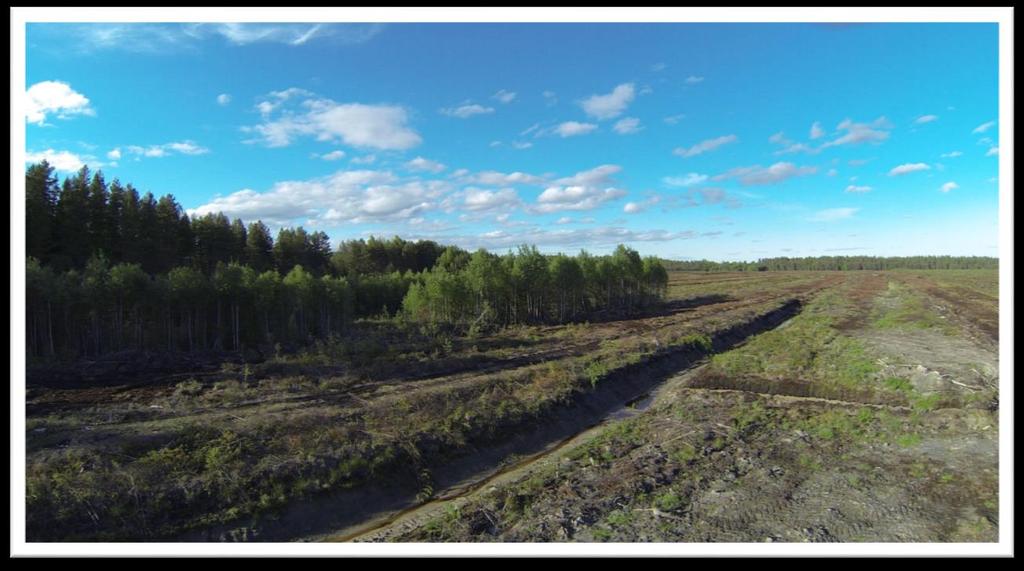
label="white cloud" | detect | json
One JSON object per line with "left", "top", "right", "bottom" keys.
{"left": 534, "top": 164, "right": 627, "bottom": 212}
{"left": 106, "top": 148, "right": 121, "bottom": 160}
{"left": 25, "top": 149, "right": 86, "bottom": 172}
{"left": 768, "top": 131, "right": 815, "bottom": 155}
{"left": 623, "top": 195, "right": 661, "bottom": 214}
{"left": 460, "top": 187, "right": 521, "bottom": 212}
{"left": 441, "top": 103, "right": 495, "bottom": 118}
{"left": 650, "top": 63, "right": 667, "bottom": 72}
{"left": 940, "top": 181, "right": 959, "bottom": 193}
{"left": 200, "top": 23, "right": 382, "bottom": 47}
{"left": 827, "top": 169, "right": 838, "bottom": 177}
{"left": 809, "top": 121, "right": 825, "bottom": 140}
{"left": 492, "top": 89, "right": 517, "bottom": 104}
{"left": 406, "top": 156, "right": 446, "bottom": 174}
{"left": 543, "top": 91, "right": 557, "bottom": 106}
{"left": 714, "top": 162, "right": 817, "bottom": 186}
{"left": 663, "top": 114, "right": 686, "bottom": 125}
{"left": 673, "top": 134, "right": 738, "bottom": 158}
{"left": 318, "top": 150, "right": 346, "bottom": 161}
{"left": 809, "top": 207, "right": 858, "bottom": 222}
{"left": 460, "top": 170, "right": 546, "bottom": 186}
{"left": 407, "top": 226, "right": 696, "bottom": 251}
{"left": 580, "top": 83, "right": 635, "bottom": 120}
{"left": 166, "top": 141, "right": 209, "bottom": 155}
{"left": 940, "top": 151, "right": 963, "bottom": 158}
{"left": 25, "top": 81, "right": 94, "bottom": 125}
{"left": 662, "top": 173, "right": 708, "bottom": 187}
{"left": 685, "top": 76, "right": 704, "bottom": 85}
{"left": 986, "top": 146, "right": 999, "bottom": 156}
{"left": 246, "top": 95, "right": 422, "bottom": 150}
{"left": 820, "top": 117, "right": 892, "bottom": 149}
{"left": 973, "top": 120, "right": 996, "bottom": 134}
{"left": 613, "top": 117, "right": 642, "bottom": 135}
{"left": 351, "top": 154, "right": 376, "bottom": 165}
{"left": 556, "top": 216, "right": 573, "bottom": 224}
{"left": 914, "top": 114, "right": 938, "bottom": 124}
{"left": 888, "top": 162, "right": 931, "bottom": 176}
{"left": 63, "top": 24, "right": 383, "bottom": 54}
{"left": 216, "top": 93, "right": 232, "bottom": 106}
{"left": 511, "top": 141, "right": 533, "bottom": 150}
{"left": 189, "top": 169, "right": 448, "bottom": 226}
{"left": 122, "top": 140, "right": 210, "bottom": 158}
{"left": 555, "top": 121, "right": 598, "bottom": 137}
{"left": 844, "top": 185, "right": 872, "bottom": 193}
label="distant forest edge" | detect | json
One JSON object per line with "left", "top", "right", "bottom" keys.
{"left": 24, "top": 161, "right": 996, "bottom": 361}
{"left": 660, "top": 256, "right": 998, "bottom": 272}
{"left": 24, "top": 162, "right": 669, "bottom": 360}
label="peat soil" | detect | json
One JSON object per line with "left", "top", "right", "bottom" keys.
{"left": 369, "top": 274, "right": 999, "bottom": 543}
{"left": 184, "top": 300, "right": 804, "bottom": 542}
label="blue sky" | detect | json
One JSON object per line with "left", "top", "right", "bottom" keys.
{"left": 24, "top": 22, "right": 1000, "bottom": 260}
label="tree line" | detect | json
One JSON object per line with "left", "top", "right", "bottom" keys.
{"left": 661, "top": 255, "right": 998, "bottom": 272}
{"left": 24, "top": 161, "right": 669, "bottom": 360}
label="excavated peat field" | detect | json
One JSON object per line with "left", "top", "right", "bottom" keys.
{"left": 24, "top": 271, "right": 999, "bottom": 543}
{"left": 348, "top": 271, "right": 1001, "bottom": 543}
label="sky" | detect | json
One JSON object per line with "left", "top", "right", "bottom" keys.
{"left": 23, "top": 22, "right": 1001, "bottom": 261}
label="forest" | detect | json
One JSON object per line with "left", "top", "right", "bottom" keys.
{"left": 24, "top": 161, "right": 669, "bottom": 360}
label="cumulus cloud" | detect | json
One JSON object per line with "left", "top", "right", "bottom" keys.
{"left": 26, "top": 81, "right": 95, "bottom": 125}
{"left": 844, "top": 185, "right": 872, "bottom": 193}
{"left": 245, "top": 93, "right": 422, "bottom": 150}
{"left": 808, "top": 207, "right": 858, "bottom": 222}
{"left": 534, "top": 164, "right": 627, "bottom": 213}
{"left": 188, "top": 169, "right": 448, "bottom": 227}
{"left": 318, "top": 150, "right": 346, "bottom": 161}
{"left": 106, "top": 148, "right": 121, "bottom": 160}
{"left": 25, "top": 149, "right": 86, "bottom": 172}
{"left": 458, "top": 170, "right": 546, "bottom": 187}
{"left": 673, "top": 134, "right": 738, "bottom": 158}
{"left": 768, "top": 131, "right": 815, "bottom": 155}
{"left": 662, "top": 173, "right": 708, "bottom": 187}
{"left": 580, "top": 83, "right": 635, "bottom": 120}
{"left": 492, "top": 89, "right": 517, "bottom": 104}
{"left": 914, "top": 114, "right": 938, "bottom": 124}
{"left": 888, "top": 162, "right": 931, "bottom": 176}
{"left": 122, "top": 140, "right": 210, "bottom": 159}
{"left": 809, "top": 121, "right": 825, "bottom": 139}
{"left": 440, "top": 103, "right": 495, "bottom": 118}
{"left": 216, "top": 93, "right": 232, "bottom": 106}
{"left": 405, "top": 156, "right": 446, "bottom": 173}
{"left": 554, "top": 121, "right": 598, "bottom": 137}
{"left": 973, "top": 120, "right": 996, "bottom": 134}
{"left": 623, "top": 195, "right": 661, "bottom": 214}
{"left": 819, "top": 117, "right": 892, "bottom": 149}
{"left": 459, "top": 187, "right": 522, "bottom": 212}
{"left": 940, "top": 181, "right": 959, "bottom": 193}
{"left": 714, "top": 162, "right": 817, "bottom": 186}
{"left": 613, "top": 117, "right": 642, "bottom": 135}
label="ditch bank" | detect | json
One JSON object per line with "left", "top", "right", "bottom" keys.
{"left": 179, "top": 299, "right": 805, "bottom": 542}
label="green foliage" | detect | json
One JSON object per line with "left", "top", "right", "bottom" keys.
{"left": 654, "top": 490, "right": 685, "bottom": 512}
